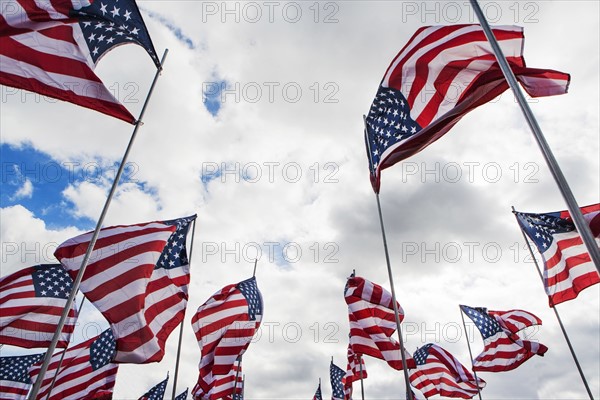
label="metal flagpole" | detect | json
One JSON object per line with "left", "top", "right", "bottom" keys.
{"left": 253, "top": 258, "right": 258, "bottom": 277}
{"left": 459, "top": 307, "right": 483, "bottom": 400}
{"left": 511, "top": 208, "right": 595, "bottom": 400}
{"left": 358, "top": 354, "right": 365, "bottom": 400}
{"left": 469, "top": 0, "right": 600, "bottom": 271}
{"left": 363, "top": 116, "right": 413, "bottom": 400}
{"left": 28, "top": 49, "right": 169, "bottom": 400}
{"left": 233, "top": 357, "right": 242, "bottom": 397}
{"left": 171, "top": 218, "right": 197, "bottom": 400}
{"left": 43, "top": 296, "right": 87, "bottom": 400}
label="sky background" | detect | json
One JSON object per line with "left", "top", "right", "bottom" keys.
{"left": 1, "top": 1, "right": 599, "bottom": 399}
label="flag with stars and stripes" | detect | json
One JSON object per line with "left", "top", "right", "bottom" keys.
{"left": 0, "top": 0, "right": 160, "bottom": 123}
{"left": 0, "top": 264, "right": 77, "bottom": 349}
{"left": 345, "top": 275, "right": 415, "bottom": 372}
{"left": 344, "top": 343, "right": 366, "bottom": 399}
{"left": 28, "top": 329, "right": 118, "bottom": 400}
{"left": 365, "top": 24, "right": 570, "bottom": 193}
{"left": 0, "top": 353, "right": 44, "bottom": 399}
{"left": 312, "top": 382, "right": 323, "bottom": 400}
{"left": 54, "top": 215, "right": 197, "bottom": 364}
{"left": 174, "top": 388, "right": 188, "bottom": 400}
{"left": 460, "top": 305, "right": 548, "bottom": 372}
{"left": 409, "top": 343, "right": 485, "bottom": 399}
{"left": 515, "top": 204, "right": 600, "bottom": 305}
{"left": 330, "top": 362, "right": 345, "bottom": 400}
{"left": 191, "top": 277, "right": 263, "bottom": 400}
{"left": 139, "top": 375, "right": 168, "bottom": 400}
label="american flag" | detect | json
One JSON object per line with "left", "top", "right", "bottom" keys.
{"left": 28, "top": 329, "right": 118, "bottom": 400}
{"left": 409, "top": 343, "right": 485, "bottom": 399}
{"left": 345, "top": 275, "right": 414, "bottom": 371}
{"left": 174, "top": 388, "right": 188, "bottom": 400}
{"left": 199, "top": 359, "right": 244, "bottom": 400}
{"left": 0, "top": 264, "right": 77, "bottom": 349}
{"left": 312, "top": 382, "right": 323, "bottom": 400}
{"left": 460, "top": 305, "right": 548, "bottom": 372}
{"left": 515, "top": 204, "right": 600, "bottom": 305}
{"left": 191, "top": 277, "right": 263, "bottom": 400}
{"left": 139, "top": 375, "right": 168, "bottom": 400}
{"left": 330, "top": 362, "right": 345, "bottom": 400}
{"left": 365, "top": 24, "right": 570, "bottom": 193}
{"left": 0, "top": 353, "right": 44, "bottom": 399}
{"left": 0, "top": 0, "right": 159, "bottom": 123}
{"left": 54, "top": 215, "right": 196, "bottom": 364}
{"left": 344, "top": 343, "right": 366, "bottom": 399}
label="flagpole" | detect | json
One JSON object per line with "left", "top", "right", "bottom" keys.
{"left": 28, "top": 49, "right": 169, "bottom": 400}
{"left": 511, "top": 208, "right": 594, "bottom": 400}
{"left": 363, "top": 116, "right": 414, "bottom": 400}
{"left": 233, "top": 357, "right": 242, "bottom": 397}
{"left": 171, "top": 217, "right": 197, "bottom": 400}
{"left": 459, "top": 306, "right": 483, "bottom": 400}
{"left": 358, "top": 354, "right": 366, "bottom": 400}
{"left": 469, "top": 0, "right": 600, "bottom": 271}
{"left": 43, "top": 296, "right": 87, "bottom": 400}
{"left": 253, "top": 258, "right": 258, "bottom": 277}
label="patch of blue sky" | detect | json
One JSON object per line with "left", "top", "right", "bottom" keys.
{"left": 0, "top": 143, "right": 87, "bottom": 228}
{"left": 0, "top": 144, "right": 150, "bottom": 231}
{"left": 141, "top": 8, "right": 196, "bottom": 50}
{"left": 203, "top": 79, "right": 228, "bottom": 117}
{"left": 266, "top": 240, "right": 295, "bottom": 270}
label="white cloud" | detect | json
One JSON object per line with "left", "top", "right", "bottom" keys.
{"left": 10, "top": 177, "right": 34, "bottom": 200}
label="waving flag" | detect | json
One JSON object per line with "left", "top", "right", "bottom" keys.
{"left": 0, "top": 0, "right": 160, "bottom": 123}
{"left": 29, "top": 329, "right": 118, "bottom": 400}
{"left": 345, "top": 275, "right": 414, "bottom": 371}
{"left": 365, "top": 24, "right": 570, "bottom": 192}
{"left": 174, "top": 388, "right": 188, "bottom": 400}
{"left": 54, "top": 215, "right": 196, "bottom": 363}
{"left": 0, "top": 264, "right": 77, "bottom": 349}
{"left": 515, "top": 204, "right": 600, "bottom": 305}
{"left": 313, "top": 382, "right": 323, "bottom": 400}
{"left": 460, "top": 305, "right": 548, "bottom": 372}
{"left": 330, "top": 362, "right": 345, "bottom": 400}
{"left": 139, "top": 375, "right": 168, "bottom": 400}
{"left": 409, "top": 343, "right": 485, "bottom": 399}
{"left": 191, "top": 277, "right": 263, "bottom": 400}
{"left": 0, "top": 353, "right": 44, "bottom": 399}
{"left": 344, "top": 343, "right": 366, "bottom": 399}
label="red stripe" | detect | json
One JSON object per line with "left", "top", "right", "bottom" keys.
{"left": 405, "top": 29, "right": 519, "bottom": 111}
{"left": 0, "top": 34, "right": 101, "bottom": 81}
{"left": 0, "top": 71, "right": 134, "bottom": 123}
{"left": 56, "top": 224, "right": 173, "bottom": 260}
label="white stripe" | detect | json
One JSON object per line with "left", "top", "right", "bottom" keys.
{"left": 0, "top": 54, "right": 121, "bottom": 104}
{"left": 407, "top": 36, "right": 522, "bottom": 119}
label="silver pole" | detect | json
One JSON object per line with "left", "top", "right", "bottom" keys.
{"left": 28, "top": 49, "right": 169, "bottom": 400}
{"left": 43, "top": 296, "right": 87, "bottom": 400}
{"left": 512, "top": 208, "right": 594, "bottom": 400}
{"left": 358, "top": 354, "right": 365, "bottom": 400}
{"left": 469, "top": 0, "right": 600, "bottom": 270}
{"left": 252, "top": 258, "right": 258, "bottom": 277}
{"left": 459, "top": 307, "right": 483, "bottom": 400}
{"left": 363, "top": 116, "right": 413, "bottom": 399}
{"left": 233, "top": 357, "right": 242, "bottom": 397}
{"left": 171, "top": 218, "right": 197, "bottom": 400}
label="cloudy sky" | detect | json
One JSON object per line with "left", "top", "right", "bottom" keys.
{"left": 1, "top": 0, "right": 599, "bottom": 399}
